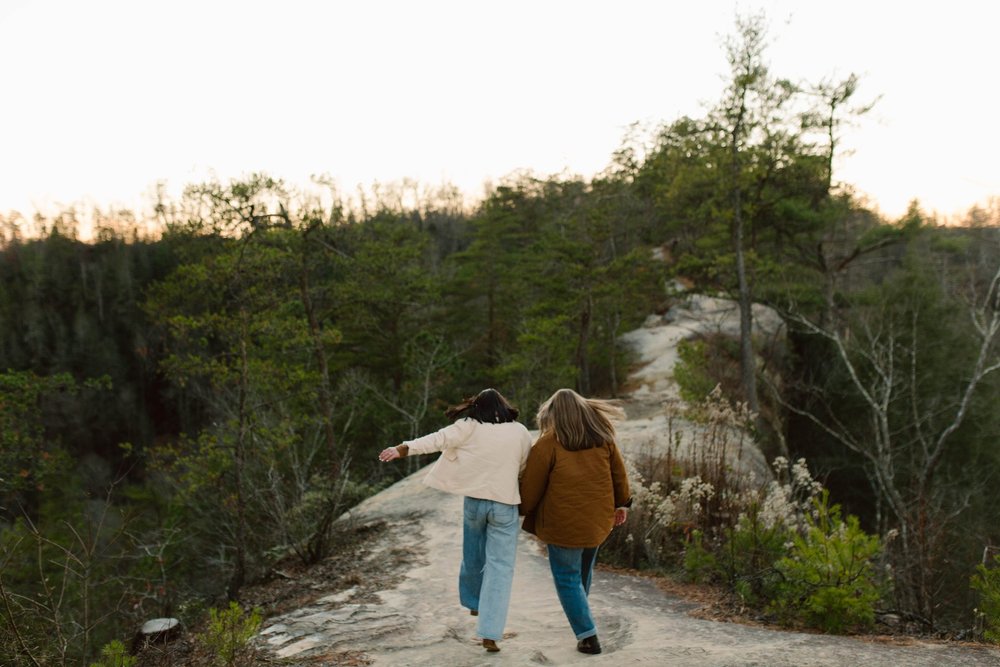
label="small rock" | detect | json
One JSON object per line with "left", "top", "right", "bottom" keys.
{"left": 879, "top": 613, "right": 902, "bottom": 629}
{"left": 133, "top": 617, "right": 182, "bottom": 651}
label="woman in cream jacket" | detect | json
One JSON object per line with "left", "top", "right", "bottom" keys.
{"left": 378, "top": 388, "right": 532, "bottom": 653}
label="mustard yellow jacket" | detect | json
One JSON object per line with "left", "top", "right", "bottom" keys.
{"left": 519, "top": 431, "right": 631, "bottom": 548}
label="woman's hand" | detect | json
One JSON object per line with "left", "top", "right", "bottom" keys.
{"left": 614, "top": 508, "right": 628, "bottom": 526}
{"left": 378, "top": 446, "right": 401, "bottom": 462}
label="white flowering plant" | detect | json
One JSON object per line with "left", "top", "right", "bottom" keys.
{"left": 602, "top": 387, "right": 885, "bottom": 631}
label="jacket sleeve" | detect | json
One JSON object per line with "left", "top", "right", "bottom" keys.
{"left": 518, "top": 427, "right": 533, "bottom": 476}
{"left": 402, "top": 419, "right": 476, "bottom": 456}
{"left": 518, "top": 436, "right": 554, "bottom": 516}
{"left": 609, "top": 440, "right": 632, "bottom": 508}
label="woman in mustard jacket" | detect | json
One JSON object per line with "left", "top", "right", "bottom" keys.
{"left": 519, "top": 388, "right": 631, "bottom": 655}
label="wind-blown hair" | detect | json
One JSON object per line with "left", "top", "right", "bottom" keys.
{"left": 445, "top": 388, "right": 520, "bottom": 424}
{"left": 536, "top": 388, "right": 625, "bottom": 451}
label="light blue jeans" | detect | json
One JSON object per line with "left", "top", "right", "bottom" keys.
{"left": 547, "top": 544, "right": 599, "bottom": 640}
{"left": 459, "top": 496, "right": 519, "bottom": 641}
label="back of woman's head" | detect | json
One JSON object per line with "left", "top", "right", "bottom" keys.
{"left": 445, "top": 388, "right": 520, "bottom": 424}
{"left": 536, "top": 388, "right": 625, "bottom": 451}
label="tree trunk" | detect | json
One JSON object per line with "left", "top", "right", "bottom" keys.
{"left": 575, "top": 294, "right": 593, "bottom": 395}
{"left": 487, "top": 278, "right": 497, "bottom": 368}
{"left": 730, "top": 98, "right": 760, "bottom": 415}
{"left": 228, "top": 309, "right": 250, "bottom": 600}
{"left": 609, "top": 310, "right": 621, "bottom": 397}
{"left": 298, "top": 242, "right": 339, "bottom": 478}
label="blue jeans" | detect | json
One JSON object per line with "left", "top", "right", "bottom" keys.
{"left": 459, "top": 497, "right": 519, "bottom": 641}
{"left": 547, "top": 544, "right": 599, "bottom": 640}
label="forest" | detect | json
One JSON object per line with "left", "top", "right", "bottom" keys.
{"left": 2, "top": 17, "right": 1000, "bottom": 664}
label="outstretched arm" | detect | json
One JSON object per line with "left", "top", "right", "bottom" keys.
{"left": 378, "top": 444, "right": 409, "bottom": 462}
{"left": 403, "top": 419, "right": 476, "bottom": 455}
{"left": 378, "top": 419, "right": 475, "bottom": 463}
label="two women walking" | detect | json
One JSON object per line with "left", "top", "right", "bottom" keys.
{"left": 378, "top": 387, "right": 631, "bottom": 655}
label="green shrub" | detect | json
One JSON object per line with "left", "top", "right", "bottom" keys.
{"left": 674, "top": 339, "right": 717, "bottom": 404}
{"left": 770, "top": 492, "right": 882, "bottom": 633}
{"left": 971, "top": 554, "right": 1000, "bottom": 643}
{"left": 198, "top": 601, "right": 262, "bottom": 667}
{"left": 718, "top": 505, "right": 790, "bottom": 605}
{"left": 89, "top": 640, "right": 135, "bottom": 667}
{"left": 682, "top": 529, "right": 718, "bottom": 583}
{"left": 599, "top": 390, "right": 883, "bottom": 636}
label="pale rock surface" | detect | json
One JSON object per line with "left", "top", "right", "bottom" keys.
{"left": 256, "top": 294, "right": 998, "bottom": 666}
{"left": 616, "top": 292, "right": 783, "bottom": 482}
{"left": 140, "top": 618, "right": 180, "bottom": 634}
{"left": 257, "top": 471, "right": 997, "bottom": 666}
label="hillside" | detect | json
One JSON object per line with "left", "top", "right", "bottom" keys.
{"left": 252, "top": 295, "right": 1000, "bottom": 666}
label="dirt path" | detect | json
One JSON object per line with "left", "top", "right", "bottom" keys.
{"left": 257, "top": 468, "right": 998, "bottom": 666}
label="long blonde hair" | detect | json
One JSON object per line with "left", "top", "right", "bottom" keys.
{"left": 536, "top": 388, "right": 625, "bottom": 451}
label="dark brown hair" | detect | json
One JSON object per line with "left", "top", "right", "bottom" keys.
{"left": 445, "top": 388, "right": 520, "bottom": 424}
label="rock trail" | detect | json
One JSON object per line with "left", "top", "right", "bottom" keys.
{"left": 257, "top": 295, "right": 1000, "bottom": 666}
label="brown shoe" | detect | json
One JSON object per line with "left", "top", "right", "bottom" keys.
{"left": 577, "top": 635, "right": 601, "bottom": 654}
{"left": 470, "top": 609, "right": 478, "bottom": 616}
{"left": 482, "top": 638, "right": 500, "bottom": 652}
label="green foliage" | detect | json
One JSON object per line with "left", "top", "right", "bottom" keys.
{"left": 598, "top": 381, "right": 885, "bottom": 633}
{"left": 198, "top": 601, "right": 262, "bottom": 667}
{"left": 0, "top": 473, "right": 150, "bottom": 664}
{"left": 770, "top": 492, "right": 882, "bottom": 633}
{"left": 145, "top": 204, "right": 358, "bottom": 593}
{"left": 671, "top": 333, "right": 752, "bottom": 422}
{"left": 497, "top": 314, "right": 578, "bottom": 411}
{"left": 0, "top": 228, "right": 179, "bottom": 465}
{"left": 792, "top": 230, "right": 1000, "bottom": 625}
{"left": 674, "top": 339, "right": 717, "bottom": 403}
{"left": 718, "top": 507, "right": 791, "bottom": 605}
{"left": 0, "top": 370, "right": 76, "bottom": 511}
{"left": 971, "top": 555, "right": 1000, "bottom": 643}
{"left": 682, "top": 529, "right": 717, "bottom": 584}
{"left": 89, "top": 640, "right": 135, "bottom": 667}
{"left": 283, "top": 475, "right": 384, "bottom": 564}
{"left": 445, "top": 177, "right": 662, "bottom": 402}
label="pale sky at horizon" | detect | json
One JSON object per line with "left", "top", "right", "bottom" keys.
{"left": 1, "top": 0, "right": 998, "bottom": 227}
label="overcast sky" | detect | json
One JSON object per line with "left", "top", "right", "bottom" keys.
{"left": 1, "top": 0, "right": 998, "bottom": 225}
